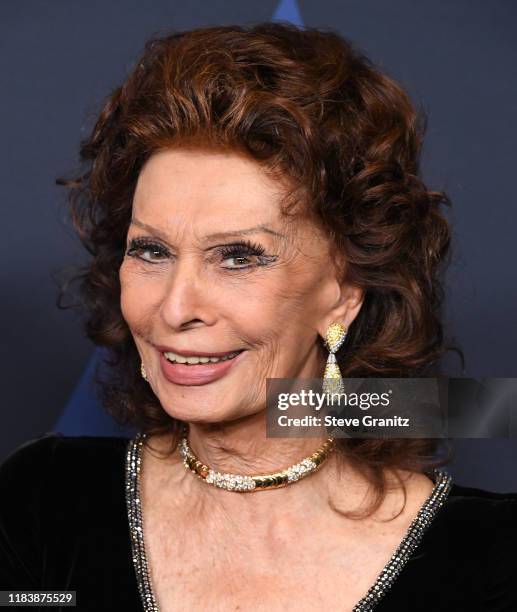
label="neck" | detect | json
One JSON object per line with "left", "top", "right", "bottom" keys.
{"left": 175, "top": 412, "right": 360, "bottom": 527}
{"left": 143, "top": 418, "right": 395, "bottom": 534}
{"left": 185, "top": 410, "right": 331, "bottom": 478}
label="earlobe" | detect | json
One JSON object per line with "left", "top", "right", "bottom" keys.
{"left": 318, "top": 284, "right": 364, "bottom": 339}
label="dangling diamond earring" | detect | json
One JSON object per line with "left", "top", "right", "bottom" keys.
{"left": 323, "top": 322, "right": 347, "bottom": 396}
{"left": 140, "top": 361, "right": 148, "bottom": 381}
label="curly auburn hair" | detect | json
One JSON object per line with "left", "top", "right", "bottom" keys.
{"left": 57, "top": 22, "right": 457, "bottom": 514}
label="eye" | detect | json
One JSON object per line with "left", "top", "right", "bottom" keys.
{"left": 218, "top": 240, "right": 277, "bottom": 269}
{"left": 125, "top": 237, "right": 170, "bottom": 264}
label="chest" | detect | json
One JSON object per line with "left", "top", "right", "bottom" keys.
{"left": 141, "top": 517, "right": 399, "bottom": 612}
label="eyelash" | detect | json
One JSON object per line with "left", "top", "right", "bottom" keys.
{"left": 125, "top": 236, "right": 275, "bottom": 269}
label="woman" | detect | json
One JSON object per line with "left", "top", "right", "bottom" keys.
{"left": 1, "top": 22, "right": 516, "bottom": 612}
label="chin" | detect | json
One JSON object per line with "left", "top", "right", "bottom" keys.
{"left": 158, "top": 384, "right": 260, "bottom": 424}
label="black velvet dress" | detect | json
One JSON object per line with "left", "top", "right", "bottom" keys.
{"left": 0, "top": 433, "right": 516, "bottom": 611}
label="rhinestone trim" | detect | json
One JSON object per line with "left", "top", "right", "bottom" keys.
{"left": 351, "top": 468, "right": 452, "bottom": 611}
{"left": 125, "top": 432, "right": 452, "bottom": 612}
{"left": 125, "top": 433, "right": 159, "bottom": 612}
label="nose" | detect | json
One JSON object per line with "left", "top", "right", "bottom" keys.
{"left": 158, "top": 256, "right": 214, "bottom": 331}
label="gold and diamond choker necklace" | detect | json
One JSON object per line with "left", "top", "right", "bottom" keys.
{"left": 178, "top": 426, "right": 335, "bottom": 492}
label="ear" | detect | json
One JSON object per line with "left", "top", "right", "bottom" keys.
{"left": 317, "top": 281, "right": 364, "bottom": 340}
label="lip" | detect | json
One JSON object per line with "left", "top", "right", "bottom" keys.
{"left": 154, "top": 344, "right": 241, "bottom": 358}
{"left": 158, "top": 349, "right": 246, "bottom": 386}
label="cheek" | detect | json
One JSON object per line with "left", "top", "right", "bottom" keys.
{"left": 223, "top": 274, "right": 314, "bottom": 348}
{"left": 119, "top": 265, "right": 160, "bottom": 328}
{"left": 246, "top": 271, "right": 330, "bottom": 359}
{"left": 119, "top": 286, "right": 139, "bottom": 326}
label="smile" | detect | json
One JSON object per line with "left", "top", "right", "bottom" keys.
{"left": 163, "top": 351, "right": 241, "bottom": 365}
{"left": 158, "top": 349, "right": 246, "bottom": 385}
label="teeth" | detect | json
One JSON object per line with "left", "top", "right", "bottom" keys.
{"left": 164, "top": 351, "right": 239, "bottom": 365}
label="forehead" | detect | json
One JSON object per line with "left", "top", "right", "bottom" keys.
{"left": 132, "top": 148, "right": 286, "bottom": 230}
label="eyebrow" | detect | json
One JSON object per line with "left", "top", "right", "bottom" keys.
{"left": 129, "top": 217, "right": 284, "bottom": 242}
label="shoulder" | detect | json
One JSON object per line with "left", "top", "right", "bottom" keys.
{"left": 444, "top": 482, "right": 517, "bottom": 556}
{"left": 0, "top": 433, "right": 133, "bottom": 588}
{"left": 0, "top": 432, "right": 130, "bottom": 487}
{"left": 435, "top": 481, "right": 517, "bottom": 540}
{"left": 445, "top": 482, "right": 517, "bottom": 521}
{"left": 426, "top": 481, "right": 517, "bottom": 608}
{"left": 382, "top": 479, "right": 517, "bottom": 610}
{"left": 0, "top": 432, "right": 132, "bottom": 518}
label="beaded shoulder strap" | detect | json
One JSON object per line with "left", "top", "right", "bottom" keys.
{"left": 126, "top": 433, "right": 159, "bottom": 612}
{"left": 352, "top": 469, "right": 452, "bottom": 611}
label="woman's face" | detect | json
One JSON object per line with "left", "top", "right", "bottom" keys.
{"left": 119, "top": 148, "right": 362, "bottom": 424}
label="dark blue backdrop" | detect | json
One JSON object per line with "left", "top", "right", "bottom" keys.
{"left": 2, "top": 0, "right": 516, "bottom": 490}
